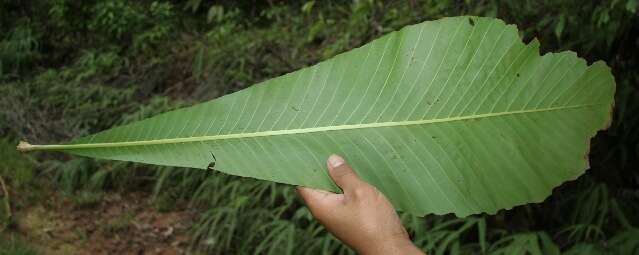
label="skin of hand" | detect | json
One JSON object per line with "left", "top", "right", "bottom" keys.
{"left": 297, "top": 154, "right": 425, "bottom": 255}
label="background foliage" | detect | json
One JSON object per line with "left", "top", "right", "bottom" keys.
{"left": 1, "top": 0, "right": 638, "bottom": 254}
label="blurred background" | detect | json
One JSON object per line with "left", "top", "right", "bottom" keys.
{"left": 1, "top": 0, "right": 638, "bottom": 254}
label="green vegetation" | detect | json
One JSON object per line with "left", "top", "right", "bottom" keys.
{"left": 103, "top": 212, "right": 134, "bottom": 235}
{"left": 0, "top": 234, "right": 38, "bottom": 255}
{"left": 1, "top": 1, "right": 638, "bottom": 254}
{"left": 19, "top": 16, "right": 616, "bottom": 218}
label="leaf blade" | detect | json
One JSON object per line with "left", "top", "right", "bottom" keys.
{"left": 25, "top": 16, "right": 615, "bottom": 216}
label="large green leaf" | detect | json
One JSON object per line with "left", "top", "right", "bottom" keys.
{"left": 19, "top": 16, "right": 615, "bottom": 216}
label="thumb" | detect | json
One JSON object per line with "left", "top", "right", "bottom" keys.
{"left": 327, "top": 154, "right": 365, "bottom": 192}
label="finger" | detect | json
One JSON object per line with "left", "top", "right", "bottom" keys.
{"left": 326, "top": 154, "right": 365, "bottom": 192}
{"left": 296, "top": 186, "right": 333, "bottom": 203}
{"left": 296, "top": 186, "right": 341, "bottom": 213}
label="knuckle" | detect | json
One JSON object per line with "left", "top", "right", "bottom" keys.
{"left": 352, "top": 186, "right": 372, "bottom": 198}
{"left": 333, "top": 168, "right": 354, "bottom": 179}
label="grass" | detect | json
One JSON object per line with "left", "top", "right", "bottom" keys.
{"left": 69, "top": 191, "right": 103, "bottom": 209}
{"left": 0, "top": 234, "right": 38, "bottom": 255}
{"left": 103, "top": 212, "right": 134, "bottom": 236}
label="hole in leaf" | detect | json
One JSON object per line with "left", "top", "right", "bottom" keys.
{"left": 207, "top": 152, "right": 218, "bottom": 171}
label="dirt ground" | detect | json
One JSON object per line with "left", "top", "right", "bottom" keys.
{"left": 11, "top": 192, "right": 195, "bottom": 255}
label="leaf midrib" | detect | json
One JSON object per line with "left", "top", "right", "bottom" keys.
{"left": 30, "top": 104, "right": 601, "bottom": 150}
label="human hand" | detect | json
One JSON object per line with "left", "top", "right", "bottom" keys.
{"left": 297, "top": 154, "right": 425, "bottom": 255}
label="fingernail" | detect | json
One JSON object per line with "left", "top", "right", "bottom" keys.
{"left": 328, "top": 154, "right": 345, "bottom": 168}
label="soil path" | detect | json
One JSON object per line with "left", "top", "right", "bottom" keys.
{"left": 14, "top": 192, "right": 194, "bottom": 255}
